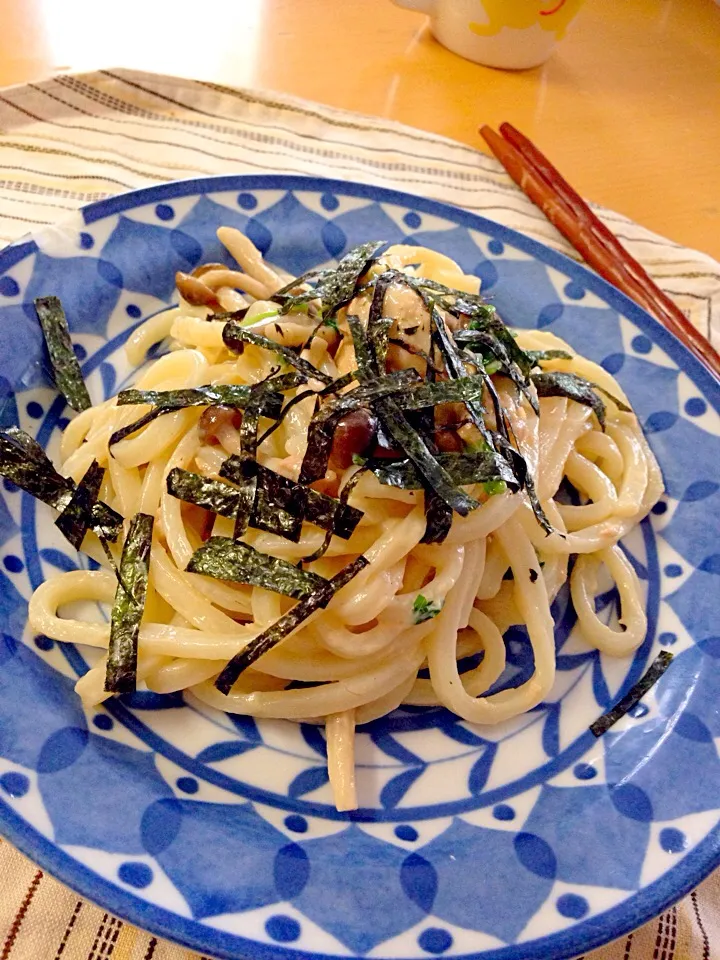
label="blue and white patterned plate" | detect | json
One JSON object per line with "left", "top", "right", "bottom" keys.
{"left": 0, "top": 175, "right": 719, "bottom": 960}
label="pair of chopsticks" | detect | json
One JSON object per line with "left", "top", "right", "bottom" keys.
{"left": 480, "top": 123, "right": 720, "bottom": 380}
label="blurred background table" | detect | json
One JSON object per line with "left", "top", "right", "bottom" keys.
{"left": 0, "top": 0, "right": 718, "bottom": 259}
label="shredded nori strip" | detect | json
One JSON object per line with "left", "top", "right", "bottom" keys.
{"left": 368, "top": 451, "right": 516, "bottom": 490}
{"left": 110, "top": 384, "right": 285, "bottom": 447}
{"left": 34, "top": 296, "right": 91, "bottom": 412}
{"left": 55, "top": 460, "right": 105, "bottom": 550}
{"left": 461, "top": 316, "right": 535, "bottom": 379}
{"left": 525, "top": 349, "right": 573, "bottom": 365}
{"left": 429, "top": 308, "right": 496, "bottom": 447}
{"left": 238, "top": 374, "right": 299, "bottom": 460}
{"left": 0, "top": 427, "right": 73, "bottom": 510}
{"left": 367, "top": 270, "right": 396, "bottom": 369}
{"left": 298, "top": 370, "right": 419, "bottom": 484}
{"left": 531, "top": 371, "right": 619, "bottom": 429}
{"left": 214, "top": 555, "right": 369, "bottom": 693}
{"left": 222, "top": 322, "right": 333, "bottom": 385}
{"left": 398, "top": 375, "right": 488, "bottom": 410}
{"left": 187, "top": 536, "right": 328, "bottom": 599}
{"left": 304, "top": 487, "right": 363, "bottom": 541}
{"left": 271, "top": 242, "right": 383, "bottom": 320}
{"left": 454, "top": 326, "right": 538, "bottom": 414}
{"left": 271, "top": 265, "right": 329, "bottom": 302}
{"left": 387, "top": 338, "right": 444, "bottom": 376}
{"left": 346, "top": 314, "right": 376, "bottom": 375}
{"left": 590, "top": 651, "right": 673, "bottom": 737}
{"left": 104, "top": 513, "right": 153, "bottom": 694}
{"left": 302, "top": 466, "right": 368, "bottom": 563}
{"left": 425, "top": 307, "right": 550, "bottom": 533}
{"left": 0, "top": 427, "right": 122, "bottom": 544}
{"left": 375, "top": 397, "right": 479, "bottom": 515}
{"left": 254, "top": 468, "right": 306, "bottom": 541}
{"left": 168, "top": 461, "right": 363, "bottom": 544}
{"left": 421, "top": 487, "right": 453, "bottom": 544}
{"left": 117, "top": 384, "right": 280, "bottom": 412}
{"left": 166, "top": 468, "right": 240, "bottom": 518}
{"left": 256, "top": 371, "right": 358, "bottom": 447}
{"left": 220, "top": 456, "right": 364, "bottom": 542}
{"left": 347, "top": 309, "right": 479, "bottom": 516}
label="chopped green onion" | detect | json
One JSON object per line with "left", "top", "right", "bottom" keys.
{"left": 412, "top": 594, "right": 443, "bottom": 624}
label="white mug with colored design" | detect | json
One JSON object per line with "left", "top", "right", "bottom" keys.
{"left": 390, "top": 0, "right": 586, "bottom": 69}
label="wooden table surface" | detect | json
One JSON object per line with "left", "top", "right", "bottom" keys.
{"left": 1, "top": 0, "right": 719, "bottom": 259}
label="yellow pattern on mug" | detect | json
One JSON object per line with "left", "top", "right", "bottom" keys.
{"left": 470, "top": 0, "right": 586, "bottom": 40}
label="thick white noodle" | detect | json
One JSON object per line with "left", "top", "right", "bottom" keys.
{"left": 28, "top": 238, "right": 663, "bottom": 811}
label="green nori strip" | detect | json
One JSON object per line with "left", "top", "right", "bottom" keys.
{"left": 117, "top": 384, "right": 280, "bottom": 412}
{"left": 410, "top": 277, "right": 496, "bottom": 316}
{"left": 298, "top": 370, "right": 419, "bottom": 484}
{"left": 369, "top": 317, "right": 394, "bottom": 371}
{"left": 421, "top": 487, "right": 453, "bottom": 544}
{"left": 220, "top": 455, "right": 299, "bottom": 540}
{"left": 590, "top": 651, "right": 673, "bottom": 737}
{"left": 302, "top": 466, "right": 368, "bottom": 563}
{"left": 463, "top": 316, "right": 535, "bottom": 379}
{"left": 168, "top": 461, "right": 363, "bottom": 543}
{"left": 256, "top": 371, "right": 358, "bottom": 447}
{"left": 387, "top": 338, "right": 444, "bottom": 376}
{"left": 369, "top": 451, "right": 516, "bottom": 490}
{"left": 367, "top": 270, "right": 396, "bottom": 368}
{"left": 454, "top": 327, "right": 538, "bottom": 414}
{"left": 271, "top": 265, "right": 329, "bottom": 302}
{"left": 531, "top": 371, "right": 610, "bottom": 429}
{"left": 166, "top": 468, "right": 240, "bottom": 518}
{"left": 110, "top": 384, "right": 284, "bottom": 447}
{"left": 399, "top": 375, "right": 488, "bottom": 410}
{"left": 55, "top": 460, "right": 104, "bottom": 550}
{"left": 374, "top": 396, "right": 479, "bottom": 515}
{"left": 525, "top": 349, "right": 573, "bottom": 365}
{"left": 220, "top": 456, "right": 364, "bottom": 542}
{"left": 524, "top": 470, "right": 553, "bottom": 536}
{"left": 0, "top": 428, "right": 122, "bottom": 544}
{"left": 222, "top": 322, "right": 333, "bottom": 385}
{"left": 232, "top": 459, "right": 258, "bottom": 540}
{"left": 88, "top": 500, "right": 125, "bottom": 545}
{"left": 0, "top": 427, "right": 73, "bottom": 510}
{"left": 349, "top": 308, "right": 478, "bottom": 517}
{"left": 34, "top": 296, "right": 91, "bottom": 412}
{"left": 429, "top": 308, "right": 495, "bottom": 447}
{"left": 594, "top": 383, "right": 632, "bottom": 412}
{"left": 187, "top": 536, "right": 328, "bottom": 599}
{"left": 347, "top": 314, "right": 377, "bottom": 375}
{"left": 272, "top": 241, "right": 384, "bottom": 319}
{"left": 305, "top": 488, "right": 363, "bottom": 540}
{"left": 253, "top": 460, "right": 306, "bottom": 542}
{"left": 529, "top": 568, "right": 539, "bottom": 583}
{"left": 239, "top": 375, "right": 293, "bottom": 460}
{"left": 104, "top": 513, "right": 153, "bottom": 694}
{"left": 214, "top": 555, "right": 369, "bottom": 692}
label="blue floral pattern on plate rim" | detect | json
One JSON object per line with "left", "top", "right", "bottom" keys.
{"left": 0, "top": 174, "right": 719, "bottom": 960}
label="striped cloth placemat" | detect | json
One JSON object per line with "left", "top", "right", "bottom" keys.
{"left": 0, "top": 68, "right": 719, "bottom": 960}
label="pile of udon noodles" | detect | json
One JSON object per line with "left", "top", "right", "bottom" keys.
{"left": 29, "top": 228, "right": 662, "bottom": 809}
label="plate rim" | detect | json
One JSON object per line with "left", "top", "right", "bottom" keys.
{"left": 1, "top": 172, "right": 719, "bottom": 960}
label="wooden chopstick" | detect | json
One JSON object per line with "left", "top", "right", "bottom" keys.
{"left": 479, "top": 122, "right": 720, "bottom": 380}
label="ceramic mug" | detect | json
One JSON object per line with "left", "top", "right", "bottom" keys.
{"left": 391, "top": 0, "right": 586, "bottom": 70}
